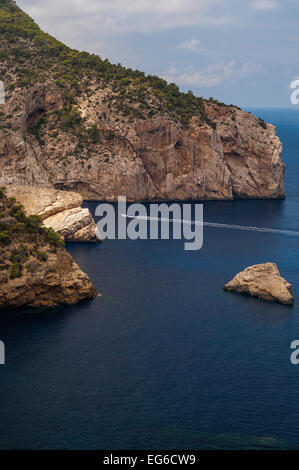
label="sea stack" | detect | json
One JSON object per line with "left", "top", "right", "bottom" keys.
{"left": 223, "top": 263, "right": 294, "bottom": 305}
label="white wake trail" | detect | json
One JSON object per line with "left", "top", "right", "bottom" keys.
{"left": 121, "top": 214, "right": 299, "bottom": 236}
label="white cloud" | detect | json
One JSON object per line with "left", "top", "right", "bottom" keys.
{"left": 162, "top": 61, "right": 259, "bottom": 88}
{"left": 251, "top": 0, "right": 278, "bottom": 11}
{"left": 19, "top": 0, "right": 232, "bottom": 36}
{"left": 178, "top": 39, "right": 201, "bottom": 53}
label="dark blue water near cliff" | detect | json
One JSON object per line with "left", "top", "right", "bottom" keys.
{"left": 1, "top": 108, "right": 299, "bottom": 449}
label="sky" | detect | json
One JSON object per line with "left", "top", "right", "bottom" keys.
{"left": 17, "top": 0, "right": 299, "bottom": 108}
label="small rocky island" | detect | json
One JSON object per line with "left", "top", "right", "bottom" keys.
{"left": 0, "top": 188, "right": 97, "bottom": 308}
{"left": 223, "top": 263, "right": 294, "bottom": 305}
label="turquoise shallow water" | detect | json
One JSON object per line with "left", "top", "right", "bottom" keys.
{"left": 0, "top": 108, "right": 299, "bottom": 449}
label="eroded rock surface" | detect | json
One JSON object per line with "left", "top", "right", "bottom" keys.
{"left": 5, "top": 185, "right": 98, "bottom": 242}
{"left": 223, "top": 263, "right": 294, "bottom": 305}
{"left": 0, "top": 249, "right": 98, "bottom": 308}
{"left": 0, "top": 83, "right": 285, "bottom": 202}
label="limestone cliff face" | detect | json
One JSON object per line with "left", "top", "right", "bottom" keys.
{"left": 0, "top": 82, "right": 285, "bottom": 202}
{"left": 5, "top": 185, "right": 98, "bottom": 242}
{"left": 205, "top": 104, "right": 284, "bottom": 199}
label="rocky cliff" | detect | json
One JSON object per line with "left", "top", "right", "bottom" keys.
{"left": 0, "top": 187, "right": 97, "bottom": 308}
{"left": 5, "top": 185, "right": 98, "bottom": 242}
{"left": 0, "top": 2, "right": 285, "bottom": 201}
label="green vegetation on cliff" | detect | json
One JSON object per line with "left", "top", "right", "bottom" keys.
{"left": 0, "top": 0, "right": 227, "bottom": 126}
{"left": 0, "top": 187, "right": 64, "bottom": 280}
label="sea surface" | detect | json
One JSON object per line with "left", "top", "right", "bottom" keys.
{"left": 0, "top": 108, "right": 299, "bottom": 449}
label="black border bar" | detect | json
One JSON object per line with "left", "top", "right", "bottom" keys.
{"left": 0, "top": 450, "right": 297, "bottom": 466}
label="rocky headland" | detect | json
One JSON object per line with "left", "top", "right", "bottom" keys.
{"left": 0, "top": 1, "right": 285, "bottom": 202}
{"left": 0, "top": 187, "right": 97, "bottom": 308}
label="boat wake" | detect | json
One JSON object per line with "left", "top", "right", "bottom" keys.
{"left": 121, "top": 214, "right": 299, "bottom": 236}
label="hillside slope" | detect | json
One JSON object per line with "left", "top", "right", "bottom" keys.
{"left": 0, "top": 0, "right": 285, "bottom": 200}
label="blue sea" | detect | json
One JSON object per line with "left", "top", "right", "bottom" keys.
{"left": 0, "top": 108, "right": 299, "bottom": 449}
